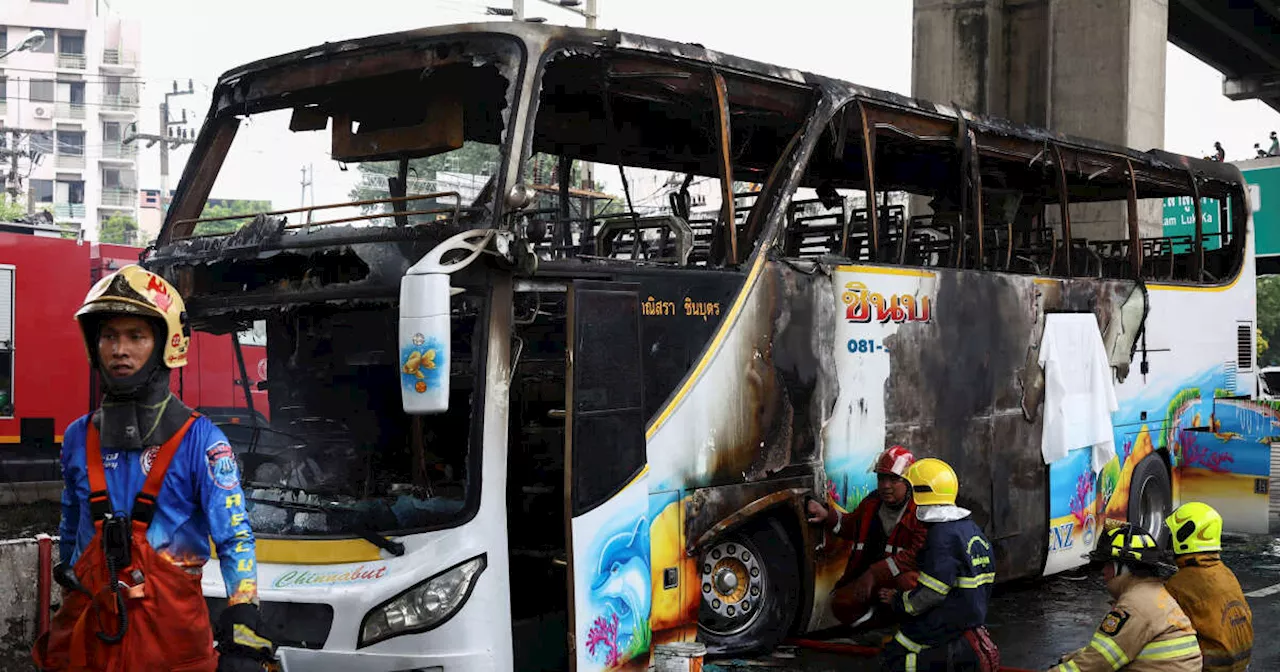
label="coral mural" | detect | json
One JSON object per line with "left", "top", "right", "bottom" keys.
{"left": 1069, "top": 470, "right": 1096, "bottom": 527}
{"left": 587, "top": 613, "right": 623, "bottom": 667}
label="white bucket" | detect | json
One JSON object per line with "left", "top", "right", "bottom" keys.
{"left": 653, "top": 642, "right": 707, "bottom": 672}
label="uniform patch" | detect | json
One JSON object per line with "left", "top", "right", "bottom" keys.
{"left": 140, "top": 446, "right": 159, "bottom": 474}
{"left": 206, "top": 441, "right": 241, "bottom": 490}
{"left": 1099, "top": 609, "right": 1130, "bottom": 636}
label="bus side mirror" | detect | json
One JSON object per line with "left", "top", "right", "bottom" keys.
{"left": 399, "top": 228, "right": 497, "bottom": 415}
{"left": 399, "top": 274, "right": 453, "bottom": 414}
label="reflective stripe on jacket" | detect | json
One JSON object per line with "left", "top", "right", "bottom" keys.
{"left": 1050, "top": 577, "right": 1202, "bottom": 672}
{"left": 1166, "top": 553, "right": 1252, "bottom": 672}
{"left": 891, "top": 516, "right": 994, "bottom": 648}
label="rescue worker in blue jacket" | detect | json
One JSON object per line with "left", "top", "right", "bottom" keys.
{"left": 878, "top": 457, "right": 1000, "bottom": 672}
{"left": 33, "top": 265, "right": 275, "bottom": 672}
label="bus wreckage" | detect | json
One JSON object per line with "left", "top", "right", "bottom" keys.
{"left": 143, "top": 21, "right": 1275, "bottom": 672}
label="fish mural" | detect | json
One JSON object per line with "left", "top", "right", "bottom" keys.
{"left": 400, "top": 332, "right": 443, "bottom": 394}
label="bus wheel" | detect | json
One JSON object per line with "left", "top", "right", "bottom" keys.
{"left": 1128, "top": 453, "right": 1171, "bottom": 545}
{"left": 697, "top": 517, "right": 798, "bottom": 655}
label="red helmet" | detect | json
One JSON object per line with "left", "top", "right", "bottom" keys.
{"left": 869, "top": 445, "right": 915, "bottom": 477}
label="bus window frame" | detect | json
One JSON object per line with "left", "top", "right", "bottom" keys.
{"left": 522, "top": 43, "right": 818, "bottom": 270}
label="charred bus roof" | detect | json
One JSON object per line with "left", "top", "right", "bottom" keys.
{"left": 150, "top": 21, "right": 1245, "bottom": 322}
{"left": 196, "top": 20, "right": 1238, "bottom": 181}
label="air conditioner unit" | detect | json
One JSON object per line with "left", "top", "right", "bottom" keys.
{"left": 32, "top": 106, "right": 51, "bottom": 120}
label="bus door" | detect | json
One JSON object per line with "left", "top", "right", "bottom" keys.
{"left": 564, "top": 280, "right": 653, "bottom": 671}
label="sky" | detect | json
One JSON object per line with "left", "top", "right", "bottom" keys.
{"left": 101, "top": 0, "right": 1280, "bottom": 210}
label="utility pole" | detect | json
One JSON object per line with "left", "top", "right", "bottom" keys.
{"left": 300, "top": 164, "right": 313, "bottom": 208}
{"left": 535, "top": 0, "right": 597, "bottom": 26}
{"left": 159, "top": 80, "right": 195, "bottom": 215}
{"left": 1, "top": 127, "right": 49, "bottom": 210}
{"left": 123, "top": 80, "right": 195, "bottom": 243}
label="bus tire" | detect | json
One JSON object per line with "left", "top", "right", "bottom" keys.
{"left": 697, "top": 517, "right": 799, "bottom": 655}
{"left": 1127, "top": 453, "right": 1172, "bottom": 545}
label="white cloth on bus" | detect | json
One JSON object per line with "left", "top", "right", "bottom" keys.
{"left": 1038, "top": 313, "right": 1118, "bottom": 471}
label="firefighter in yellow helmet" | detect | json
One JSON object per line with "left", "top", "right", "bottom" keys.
{"left": 1048, "top": 523, "right": 1201, "bottom": 672}
{"left": 33, "top": 266, "right": 275, "bottom": 672}
{"left": 1164, "top": 502, "right": 1252, "bottom": 672}
{"left": 878, "top": 458, "right": 1000, "bottom": 671}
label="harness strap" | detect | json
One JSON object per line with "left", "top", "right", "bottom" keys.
{"left": 85, "top": 413, "right": 201, "bottom": 528}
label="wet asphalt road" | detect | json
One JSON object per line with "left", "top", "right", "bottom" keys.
{"left": 710, "top": 516, "right": 1280, "bottom": 671}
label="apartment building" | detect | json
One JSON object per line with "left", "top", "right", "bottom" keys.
{"left": 1, "top": 0, "right": 141, "bottom": 241}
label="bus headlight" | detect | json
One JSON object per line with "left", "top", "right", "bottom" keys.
{"left": 358, "top": 554, "right": 487, "bottom": 647}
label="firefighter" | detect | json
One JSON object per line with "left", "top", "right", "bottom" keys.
{"left": 806, "top": 445, "right": 929, "bottom": 627}
{"left": 879, "top": 458, "right": 1000, "bottom": 672}
{"left": 32, "top": 265, "right": 275, "bottom": 672}
{"left": 1164, "top": 502, "right": 1253, "bottom": 672}
{"left": 1048, "top": 523, "right": 1201, "bottom": 672}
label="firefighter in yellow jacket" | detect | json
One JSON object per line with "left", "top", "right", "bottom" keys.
{"left": 1165, "top": 502, "right": 1252, "bottom": 672}
{"left": 1048, "top": 523, "right": 1201, "bottom": 672}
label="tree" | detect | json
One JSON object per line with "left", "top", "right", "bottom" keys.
{"left": 192, "top": 200, "right": 273, "bottom": 236}
{"left": 1259, "top": 328, "right": 1269, "bottom": 361}
{"left": 99, "top": 214, "right": 138, "bottom": 245}
{"left": 1258, "top": 276, "right": 1280, "bottom": 367}
{"left": 0, "top": 197, "right": 24, "bottom": 222}
{"left": 347, "top": 144, "right": 589, "bottom": 212}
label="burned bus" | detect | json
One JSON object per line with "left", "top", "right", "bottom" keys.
{"left": 144, "top": 21, "right": 1274, "bottom": 672}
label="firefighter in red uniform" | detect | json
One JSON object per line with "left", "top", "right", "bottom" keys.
{"left": 32, "top": 265, "right": 275, "bottom": 672}
{"left": 807, "top": 445, "right": 929, "bottom": 627}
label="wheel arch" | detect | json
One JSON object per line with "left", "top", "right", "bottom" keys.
{"left": 687, "top": 486, "right": 818, "bottom": 638}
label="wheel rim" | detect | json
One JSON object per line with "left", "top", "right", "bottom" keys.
{"left": 1136, "top": 475, "right": 1166, "bottom": 538}
{"left": 699, "top": 538, "right": 766, "bottom": 636}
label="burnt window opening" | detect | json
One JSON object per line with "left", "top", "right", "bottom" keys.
{"left": 523, "top": 52, "right": 812, "bottom": 268}
{"left": 213, "top": 288, "right": 489, "bottom": 537}
{"left": 177, "top": 53, "right": 515, "bottom": 241}
{"left": 788, "top": 100, "right": 1247, "bottom": 284}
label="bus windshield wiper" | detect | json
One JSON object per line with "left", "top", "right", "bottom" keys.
{"left": 247, "top": 495, "right": 406, "bottom": 557}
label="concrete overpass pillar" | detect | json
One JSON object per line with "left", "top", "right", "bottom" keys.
{"left": 912, "top": 0, "right": 1168, "bottom": 238}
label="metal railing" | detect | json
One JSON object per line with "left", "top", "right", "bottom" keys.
{"left": 101, "top": 187, "right": 135, "bottom": 207}
{"left": 54, "top": 203, "right": 85, "bottom": 219}
{"left": 173, "top": 191, "right": 465, "bottom": 239}
{"left": 101, "top": 49, "right": 138, "bottom": 68}
{"left": 55, "top": 153, "right": 85, "bottom": 169}
{"left": 56, "top": 102, "right": 86, "bottom": 120}
{"left": 100, "top": 94, "right": 139, "bottom": 111}
{"left": 100, "top": 143, "right": 137, "bottom": 160}
{"left": 57, "top": 53, "right": 86, "bottom": 70}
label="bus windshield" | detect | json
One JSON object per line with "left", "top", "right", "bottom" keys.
{"left": 202, "top": 290, "right": 486, "bottom": 537}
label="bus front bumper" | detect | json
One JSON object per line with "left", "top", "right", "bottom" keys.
{"left": 278, "top": 647, "right": 494, "bottom": 672}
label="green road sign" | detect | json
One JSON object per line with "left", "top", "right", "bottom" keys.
{"left": 1238, "top": 161, "right": 1280, "bottom": 259}
{"left": 1161, "top": 195, "right": 1223, "bottom": 251}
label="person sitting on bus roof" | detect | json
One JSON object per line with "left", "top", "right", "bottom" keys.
{"left": 1048, "top": 522, "right": 1201, "bottom": 672}
{"left": 806, "top": 445, "right": 928, "bottom": 628}
{"left": 1164, "top": 502, "right": 1253, "bottom": 672}
{"left": 877, "top": 457, "right": 1000, "bottom": 672}
{"left": 32, "top": 265, "right": 275, "bottom": 672}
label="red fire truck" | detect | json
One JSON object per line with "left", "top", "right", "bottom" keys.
{"left": 0, "top": 222, "right": 266, "bottom": 483}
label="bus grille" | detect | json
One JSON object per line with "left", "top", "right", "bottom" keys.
{"left": 206, "top": 597, "right": 333, "bottom": 649}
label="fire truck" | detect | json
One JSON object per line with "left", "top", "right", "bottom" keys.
{"left": 0, "top": 219, "right": 266, "bottom": 484}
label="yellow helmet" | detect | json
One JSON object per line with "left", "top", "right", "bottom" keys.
{"left": 1165, "top": 502, "right": 1223, "bottom": 555}
{"left": 75, "top": 265, "right": 190, "bottom": 369}
{"left": 905, "top": 457, "right": 958, "bottom": 506}
{"left": 1087, "top": 522, "right": 1172, "bottom": 574}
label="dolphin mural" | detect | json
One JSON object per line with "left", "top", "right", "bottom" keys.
{"left": 588, "top": 516, "right": 652, "bottom": 663}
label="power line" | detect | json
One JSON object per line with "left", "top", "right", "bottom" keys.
{"left": 0, "top": 94, "right": 141, "bottom": 109}
{"left": 0, "top": 66, "right": 171, "bottom": 84}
